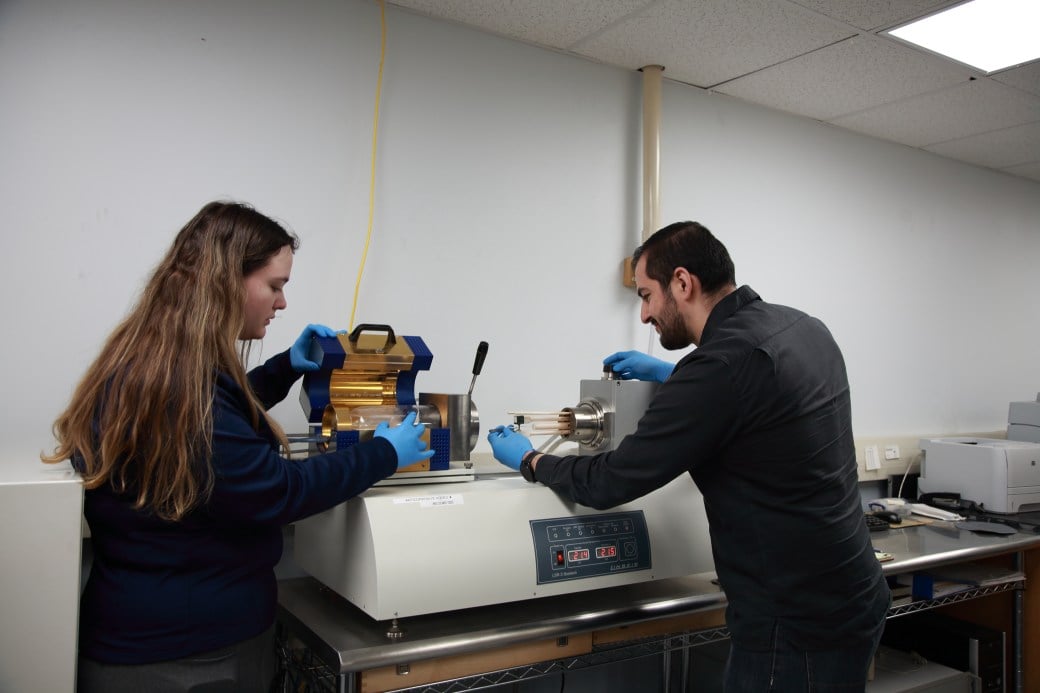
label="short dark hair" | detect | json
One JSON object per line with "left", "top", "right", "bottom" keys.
{"left": 631, "top": 221, "right": 735, "bottom": 294}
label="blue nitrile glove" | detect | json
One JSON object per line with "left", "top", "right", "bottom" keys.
{"left": 486, "top": 425, "right": 534, "bottom": 471}
{"left": 290, "top": 324, "right": 340, "bottom": 372}
{"left": 374, "top": 411, "right": 436, "bottom": 470}
{"left": 603, "top": 351, "right": 674, "bottom": 383}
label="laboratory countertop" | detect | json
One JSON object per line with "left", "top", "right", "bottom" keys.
{"left": 277, "top": 521, "right": 1040, "bottom": 675}
{"left": 278, "top": 571, "right": 724, "bottom": 674}
{"left": 872, "top": 519, "right": 1040, "bottom": 574}
{"left": 0, "top": 460, "right": 79, "bottom": 485}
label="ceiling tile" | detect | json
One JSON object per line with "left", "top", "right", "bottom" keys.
{"left": 715, "top": 35, "right": 970, "bottom": 120}
{"left": 925, "top": 122, "right": 1040, "bottom": 169}
{"left": 992, "top": 61, "right": 1040, "bottom": 98}
{"left": 1002, "top": 161, "right": 1040, "bottom": 182}
{"left": 831, "top": 79, "right": 1040, "bottom": 147}
{"left": 386, "top": 0, "right": 1040, "bottom": 184}
{"left": 571, "top": 0, "right": 854, "bottom": 88}
{"left": 387, "top": 0, "right": 654, "bottom": 47}
{"left": 787, "top": 0, "right": 958, "bottom": 31}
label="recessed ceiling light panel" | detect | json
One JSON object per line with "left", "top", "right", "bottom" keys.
{"left": 885, "top": 0, "right": 1040, "bottom": 74}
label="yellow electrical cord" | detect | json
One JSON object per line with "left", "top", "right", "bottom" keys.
{"left": 348, "top": 0, "right": 387, "bottom": 331}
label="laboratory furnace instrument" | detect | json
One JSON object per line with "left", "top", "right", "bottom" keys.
{"left": 294, "top": 361, "right": 713, "bottom": 622}
{"left": 298, "top": 323, "right": 482, "bottom": 473}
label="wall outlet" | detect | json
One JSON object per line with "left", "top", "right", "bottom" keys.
{"left": 884, "top": 445, "right": 900, "bottom": 460}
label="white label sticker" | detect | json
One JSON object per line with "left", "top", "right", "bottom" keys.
{"left": 393, "top": 494, "right": 464, "bottom": 508}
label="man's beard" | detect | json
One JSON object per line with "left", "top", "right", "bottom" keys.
{"left": 656, "top": 292, "right": 688, "bottom": 350}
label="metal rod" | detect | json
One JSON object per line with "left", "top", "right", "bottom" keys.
{"left": 1013, "top": 551, "right": 1023, "bottom": 693}
{"left": 508, "top": 411, "right": 569, "bottom": 417}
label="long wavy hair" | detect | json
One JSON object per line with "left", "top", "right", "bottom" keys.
{"left": 42, "top": 201, "right": 299, "bottom": 521}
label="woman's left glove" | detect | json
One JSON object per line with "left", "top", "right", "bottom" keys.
{"left": 290, "top": 324, "right": 341, "bottom": 372}
{"left": 374, "top": 411, "right": 436, "bottom": 470}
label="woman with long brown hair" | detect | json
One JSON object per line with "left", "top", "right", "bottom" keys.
{"left": 43, "top": 201, "right": 432, "bottom": 692}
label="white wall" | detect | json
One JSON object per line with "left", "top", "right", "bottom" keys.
{"left": 3, "top": 0, "right": 1039, "bottom": 471}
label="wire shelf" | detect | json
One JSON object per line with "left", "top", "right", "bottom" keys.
{"left": 886, "top": 579, "right": 1024, "bottom": 619}
{"left": 275, "top": 625, "right": 337, "bottom": 693}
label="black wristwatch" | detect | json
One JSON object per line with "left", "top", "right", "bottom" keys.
{"left": 519, "top": 450, "right": 538, "bottom": 482}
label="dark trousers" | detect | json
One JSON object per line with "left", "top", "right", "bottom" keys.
{"left": 723, "top": 623, "right": 883, "bottom": 693}
{"left": 77, "top": 625, "right": 276, "bottom": 693}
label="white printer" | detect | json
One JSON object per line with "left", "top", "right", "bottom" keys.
{"left": 918, "top": 437, "right": 1040, "bottom": 514}
{"left": 1007, "top": 393, "right": 1040, "bottom": 443}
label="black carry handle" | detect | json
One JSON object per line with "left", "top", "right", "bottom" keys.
{"left": 348, "top": 324, "right": 397, "bottom": 353}
{"left": 467, "top": 341, "right": 489, "bottom": 398}
{"left": 472, "top": 341, "right": 489, "bottom": 376}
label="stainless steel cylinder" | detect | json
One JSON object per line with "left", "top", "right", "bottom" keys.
{"left": 419, "top": 392, "right": 480, "bottom": 461}
{"left": 562, "top": 399, "right": 607, "bottom": 449}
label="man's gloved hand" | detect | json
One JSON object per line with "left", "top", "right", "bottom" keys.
{"left": 603, "top": 351, "right": 674, "bottom": 383}
{"left": 290, "top": 324, "right": 340, "bottom": 372}
{"left": 374, "top": 411, "right": 436, "bottom": 470}
{"left": 486, "top": 425, "right": 534, "bottom": 471}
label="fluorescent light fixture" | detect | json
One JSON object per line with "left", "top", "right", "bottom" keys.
{"left": 886, "top": 0, "right": 1040, "bottom": 74}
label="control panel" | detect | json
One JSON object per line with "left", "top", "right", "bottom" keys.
{"left": 529, "top": 511, "right": 651, "bottom": 584}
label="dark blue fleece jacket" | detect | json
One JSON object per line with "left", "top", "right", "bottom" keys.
{"left": 78, "top": 351, "right": 395, "bottom": 663}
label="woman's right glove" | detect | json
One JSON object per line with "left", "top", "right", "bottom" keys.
{"left": 603, "top": 350, "right": 674, "bottom": 383}
{"left": 374, "top": 411, "right": 435, "bottom": 470}
{"left": 290, "top": 324, "right": 341, "bottom": 372}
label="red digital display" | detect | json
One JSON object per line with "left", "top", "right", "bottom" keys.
{"left": 596, "top": 545, "right": 617, "bottom": 559}
{"left": 568, "top": 548, "right": 590, "bottom": 562}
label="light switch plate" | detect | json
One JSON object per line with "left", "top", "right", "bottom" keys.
{"left": 865, "top": 445, "right": 881, "bottom": 471}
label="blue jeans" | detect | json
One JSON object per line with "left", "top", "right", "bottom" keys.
{"left": 723, "top": 623, "right": 882, "bottom": 692}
